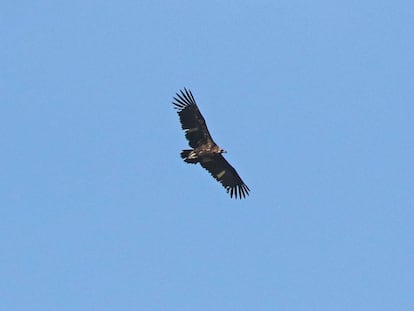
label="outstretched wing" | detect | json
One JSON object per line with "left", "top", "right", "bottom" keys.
{"left": 173, "top": 88, "right": 214, "bottom": 148}
{"left": 199, "top": 154, "right": 250, "bottom": 199}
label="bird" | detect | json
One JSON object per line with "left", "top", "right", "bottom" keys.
{"left": 173, "top": 88, "right": 250, "bottom": 199}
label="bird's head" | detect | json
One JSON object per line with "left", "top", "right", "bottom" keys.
{"left": 220, "top": 148, "right": 227, "bottom": 154}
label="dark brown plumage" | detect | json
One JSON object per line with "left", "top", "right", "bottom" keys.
{"left": 173, "top": 88, "right": 250, "bottom": 199}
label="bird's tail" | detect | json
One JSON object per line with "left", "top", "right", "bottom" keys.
{"left": 181, "top": 149, "right": 198, "bottom": 164}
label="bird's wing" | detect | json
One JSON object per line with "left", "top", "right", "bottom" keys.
{"left": 199, "top": 154, "right": 250, "bottom": 199}
{"left": 173, "top": 88, "right": 214, "bottom": 148}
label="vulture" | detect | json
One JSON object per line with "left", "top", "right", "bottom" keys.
{"left": 173, "top": 88, "right": 250, "bottom": 199}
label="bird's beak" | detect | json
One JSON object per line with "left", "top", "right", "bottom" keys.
{"left": 222, "top": 149, "right": 227, "bottom": 153}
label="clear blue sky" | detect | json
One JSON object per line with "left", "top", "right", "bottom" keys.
{"left": 1, "top": 1, "right": 413, "bottom": 310}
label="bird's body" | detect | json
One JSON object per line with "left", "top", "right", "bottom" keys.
{"left": 181, "top": 145, "right": 223, "bottom": 163}
{"left": 173, "top": 88, "right": 250, "bottom": 199}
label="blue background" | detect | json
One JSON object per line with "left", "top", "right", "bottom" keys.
{"left": 1, "top": 1, "right": 413, "bottom": 310}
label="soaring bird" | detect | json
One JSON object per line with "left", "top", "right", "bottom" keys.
{"left": 173, "top": 88, "right": 250, "bottom": 199}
